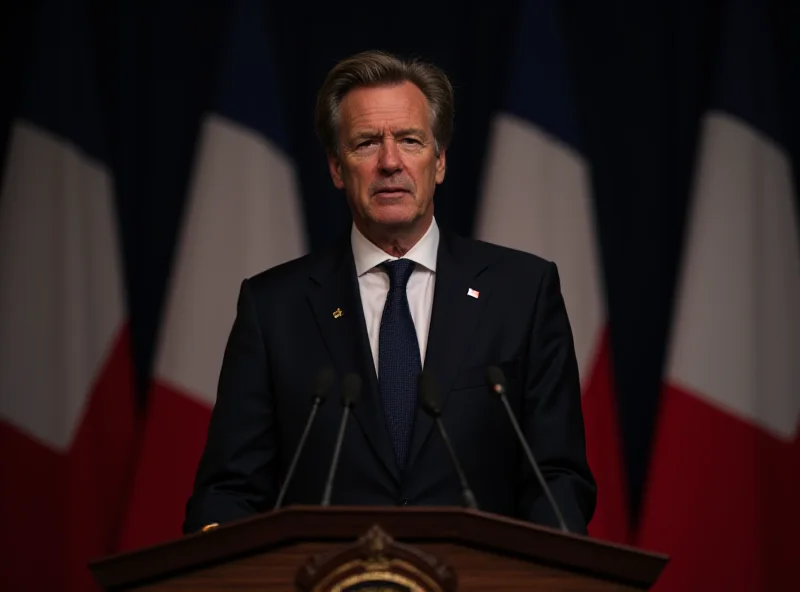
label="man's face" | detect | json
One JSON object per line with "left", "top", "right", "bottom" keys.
{"left": 328, "top": 81, "right": 446, "bottom": 234}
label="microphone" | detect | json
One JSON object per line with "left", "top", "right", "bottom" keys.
{"left": 321, "top": 373, "right": 362, "bottom": 506}
{"left": 486, "top": 365, "right": 569, "bottom": 533}
{"left": 273, "top": 366, "right": 336, "bottom": 510}
{"left": 419, "top": 371, "right": 479, "bottom": 510}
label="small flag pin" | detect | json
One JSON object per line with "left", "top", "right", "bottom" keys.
{"left": 333, "top": 308, "right": 343, "bottom": 319}
{"left": 467, "top": 288, "right": 480, "bottom": 299}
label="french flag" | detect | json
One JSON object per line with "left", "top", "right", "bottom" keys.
{"left": 117, "top": 0, "right": 306, "bottom": 550}
{"left": 638, "top": 0, "right": 800, "bottom": 589}
{"left": 0, "top": 1, "right": 136, "bottom": 590}
{"left": 475, "top": 0, "right": 629, "bottom": 543}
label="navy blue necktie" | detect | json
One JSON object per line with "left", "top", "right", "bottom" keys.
{"left": 378, "top": 259, "right": 421, "bottom": 471}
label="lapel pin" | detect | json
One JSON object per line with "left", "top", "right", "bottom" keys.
{"left": 467, "top": 288, "right": 480, "bottom": 299}
{"left": 333, "top": 307, "right": 343, "bottom": 319}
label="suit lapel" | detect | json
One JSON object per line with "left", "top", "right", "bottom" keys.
{"left": 406, "top": 232, "right": 492, "bottom": 471}
{"left": 307, "top": 238, "right": 401, "bottom": 484}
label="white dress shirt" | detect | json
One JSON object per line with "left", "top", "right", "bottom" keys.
{"left": 351, "top": 218, "right": 439, "bottom": 376}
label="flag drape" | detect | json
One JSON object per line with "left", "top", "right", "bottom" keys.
{"left": 117, "top": 0, "right": 306, "bottom": 550}
{"left": 0, "top": 1, "right": 136, "bottom": 590}
{"left": 639, "top": 1, "right": 800, "bottom": 589}
{"left": 476, "top": 0, "right": 629, "bottom": 544}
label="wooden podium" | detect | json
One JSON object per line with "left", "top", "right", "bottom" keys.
{"left": 89, "top": 506, "right": 667, "bottom": 591}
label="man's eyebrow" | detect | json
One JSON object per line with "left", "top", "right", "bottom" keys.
{"left": 349, "top": 128, "right": 427, "bottom": 141}
{"left": 350, "top": 130, "right": 381, "bottom": 141}
{"left": 393, "top": 127, "right": 426, "bottom": 137}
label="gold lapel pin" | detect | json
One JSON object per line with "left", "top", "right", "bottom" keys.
{"left": 333, "top": 307, "right": 343, "bottom": 319}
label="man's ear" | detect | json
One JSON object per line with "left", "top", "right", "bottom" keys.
{"left": 435, "top": 148, "right": 446, "bottom": 184}
{"left": 328, "top": 154, "right": 345, "bottom": 189}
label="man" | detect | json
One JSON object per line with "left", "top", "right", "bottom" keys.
{"left": 183, "top": 50, "right": 596, "bottom": 534}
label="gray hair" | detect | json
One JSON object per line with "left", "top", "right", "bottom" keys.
{"left": 315, "top": 50, "right": 454, "bottom": 157}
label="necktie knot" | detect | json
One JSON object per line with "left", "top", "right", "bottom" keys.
{"left": 383, "top": 259, "right": 416, "bottom": 290}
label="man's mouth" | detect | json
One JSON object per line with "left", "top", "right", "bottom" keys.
{"left": 373, "top": 187, "right": 411, "bottom": 197}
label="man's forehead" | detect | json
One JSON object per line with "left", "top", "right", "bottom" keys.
{"left": 341, "top": 90, "right": 430, "bottom": 139}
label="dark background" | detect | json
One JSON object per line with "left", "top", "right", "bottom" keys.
{"left": 1, "top": 0, "right": 798, "bottom": 527}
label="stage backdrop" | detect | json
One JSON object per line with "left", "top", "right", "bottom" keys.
{"left": 1, "top": 0, "right": 798, "bottom": 591}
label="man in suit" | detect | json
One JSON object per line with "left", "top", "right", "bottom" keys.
{"left": 183, "top": 50, "right": 596, "bottom": 534}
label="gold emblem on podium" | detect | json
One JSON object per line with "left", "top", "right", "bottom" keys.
{"left": 296, "top": 525, "right": 455, "bottom": 592}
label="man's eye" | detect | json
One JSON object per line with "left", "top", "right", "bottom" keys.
{"left": 356, "top": 140, "right": 377, "bottom": 148}
{"left": 401, "top": 138, "right": 421, "bottom": 144}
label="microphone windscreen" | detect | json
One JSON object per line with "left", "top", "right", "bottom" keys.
{"left": 312, "top": 366, "right": 336, "bottom": 400}
{"left": 485, "top": 365, "right": 506, "bottom": 395}
{"left": 419, "top": 371, "right": 442, "bottom": 416}
{"left": 342, "top": 373, "right": 362, "bottom": 406}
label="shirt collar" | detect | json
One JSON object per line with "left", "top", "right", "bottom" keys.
{"left": 351, "top": 217, "right": 440, "bottom": 277}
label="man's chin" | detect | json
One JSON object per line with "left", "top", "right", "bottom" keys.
{"left": 366, "top": 205, "right": 422, "bottom": 229}
{"left": 368, "top": 213, "right": 420, "bottom": 230}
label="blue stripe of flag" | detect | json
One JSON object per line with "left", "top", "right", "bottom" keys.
{"left": 503, "top": 0, "right": 583, "bottom": 155}
{"left": 212, "top": 0, "right": 290, "bottom": 155}
{"left": 18, "top": 0, "right": 105, "bottom": 164}
{"left": 713, "top": 0, "right": 782, "bottom": 146}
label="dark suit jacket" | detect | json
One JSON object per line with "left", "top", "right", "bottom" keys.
{"left": 183, "top": 229, "right": 596, "bottom": 534}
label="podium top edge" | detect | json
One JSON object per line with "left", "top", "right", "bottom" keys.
{"left": 90, "top": 505, "right": 668, "bottom": 590}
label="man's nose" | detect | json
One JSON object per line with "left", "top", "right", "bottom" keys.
{"left": 378, "top": 139, "right": 402, "bottom": 173}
